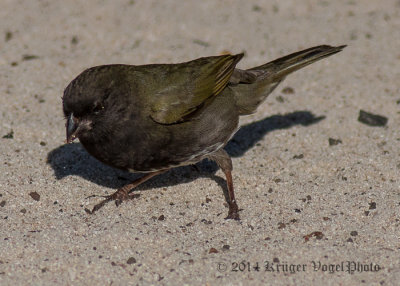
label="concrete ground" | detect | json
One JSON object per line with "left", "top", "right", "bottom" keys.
{"left": 1, "top": 0, "right": 399, "bottom": 285}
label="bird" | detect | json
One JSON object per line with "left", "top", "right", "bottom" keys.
{"left": 63, "top": 45, "right": 345, "bottom": 219}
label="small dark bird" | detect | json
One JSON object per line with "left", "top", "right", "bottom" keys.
{"left": 63, "top": 45, "right": 345, "bottom": 219}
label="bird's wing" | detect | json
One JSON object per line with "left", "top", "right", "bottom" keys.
{"left": 150, "top": 53, "right": 243, "bottom": 124}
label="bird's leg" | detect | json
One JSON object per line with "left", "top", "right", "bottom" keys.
{"left": 223, "top": 168, "right": 239, "bottom": 220}
{"left": 85, "top": 170, "right": 166, "bottom": 214}
{"left": 208, "top": 149, "right": 240, "bottom": 220}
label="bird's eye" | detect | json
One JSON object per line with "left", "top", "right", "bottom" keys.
{"left": 92, "top": 102, "right": 104, "bottom": 114}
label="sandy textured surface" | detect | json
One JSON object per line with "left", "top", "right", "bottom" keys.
{"left": 1, "top": 0, "right": 399, "bottom": 285}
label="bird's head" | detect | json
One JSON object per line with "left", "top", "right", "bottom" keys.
{"left": 62, "top": 65, "right": 129, "bottom": 144}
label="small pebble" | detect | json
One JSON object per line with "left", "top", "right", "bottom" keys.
{"left": 127, "top": 257, "right": 136, "bottom": 264}
{"left": 2, "top": 130, "right": 13, "bottom": 139}
{"left": 209, "top": 248, "right": 218, "bottom": 254}
{"left": 29, "top": 192, "right": 40, "bottom": 201}
{"left": 369, "top": 202, "right": 376, "bottom": 210}
{"left": 282, "top": 86, "right": 295, "bottom": 94}
{"left": 329, "top": 138, "right": 342, "bottom": 146}
{"left": 358, "top": 110, "right": 388, "bottom": 127}
{"left": 293, "top": 154, "right": 304, "bottom": 159}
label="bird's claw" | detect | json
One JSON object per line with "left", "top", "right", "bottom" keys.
{"left": 84, "top": 188, "right": 139, "bottom": 214}
{"left": 225, "top": 202, "right": 240, "bottom": 220}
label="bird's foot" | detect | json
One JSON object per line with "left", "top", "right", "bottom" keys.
{"left": 84, "top": 171, "right": 165, "bottom": 214}
{"left": 85, "top": 187, "right": 138, "bottom": 214}
{"left": 225, "top": 202, "right": 240, "bottom": 220}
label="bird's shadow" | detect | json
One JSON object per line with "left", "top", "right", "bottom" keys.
{"left": 47, "top": 111, "right": 324, "bottom": 201}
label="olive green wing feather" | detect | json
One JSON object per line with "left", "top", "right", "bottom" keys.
{"left": 150, "top": 53, "right": 244, "bottom": 124}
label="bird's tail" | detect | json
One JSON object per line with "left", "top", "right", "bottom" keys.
{"left": 231, "top": 45, "right": 346, "bottom": 115}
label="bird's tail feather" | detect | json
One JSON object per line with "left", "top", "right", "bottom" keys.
{"left": 250, "top": 45, "right": 346, "bottom": 80}
{"left": 232, "top": 45, "right": 346, "bottom": 115}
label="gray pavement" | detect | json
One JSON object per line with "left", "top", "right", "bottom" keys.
{"left": 1, "top": 1, "right": 399, "bottom": 285}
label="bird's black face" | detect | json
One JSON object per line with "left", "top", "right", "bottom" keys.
{"left": 63, "top": 65, "right": 133, "bottom": 146}
{"left": 63, "top": 99, "right": 105, "bottom": 144}
{"left": 62, "top": 73, "right": 111, "bottom": 144}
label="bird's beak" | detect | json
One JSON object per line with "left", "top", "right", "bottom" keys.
{"left": 66, "top": 113, "right": 79, "bottom": 143}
